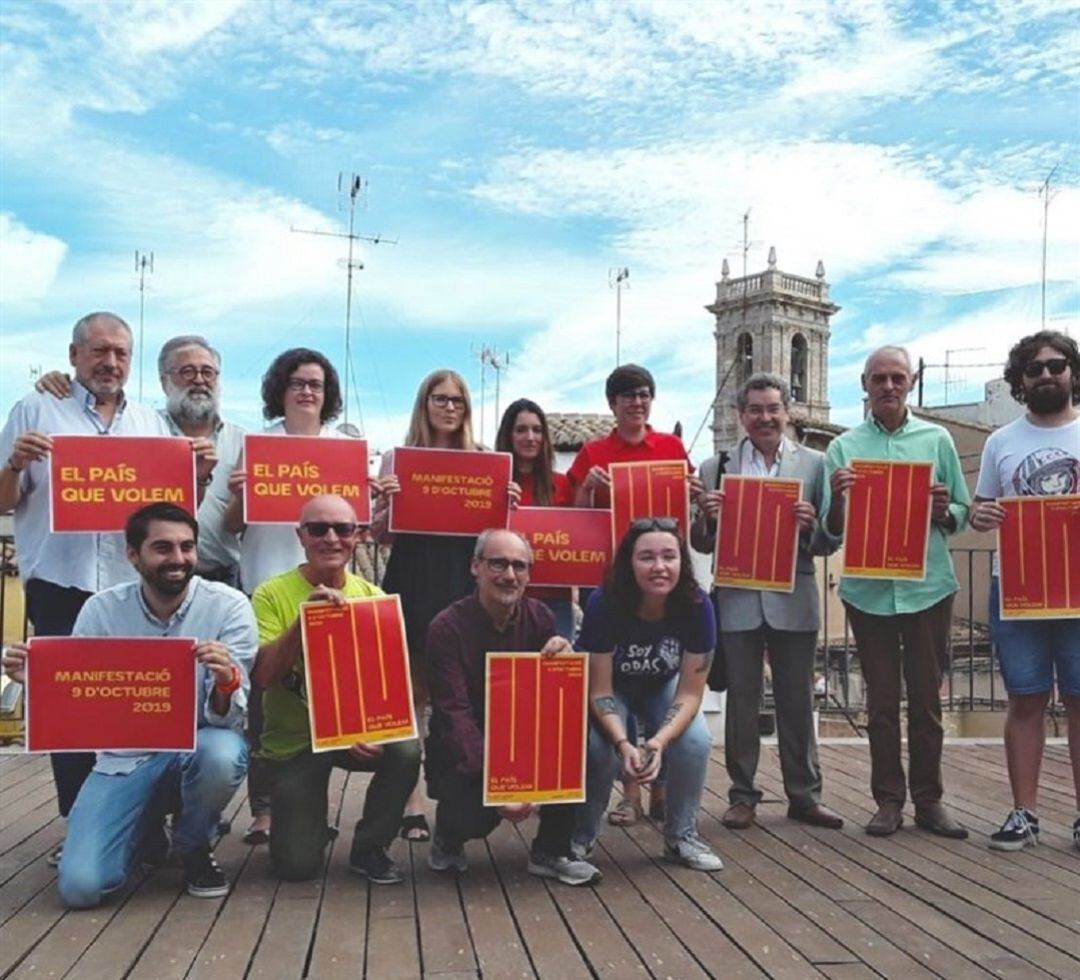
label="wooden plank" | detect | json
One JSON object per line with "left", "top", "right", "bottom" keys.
{"left": 364, "top": 835, "right": 422, "bottom": 979}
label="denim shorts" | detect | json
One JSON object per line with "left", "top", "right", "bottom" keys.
{"left": 990, "top": 578, "right": 1080, "bottom": 697}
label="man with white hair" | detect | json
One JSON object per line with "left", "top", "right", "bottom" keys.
{"left": 821, "top": 346, "right": 971, "bottom": 839}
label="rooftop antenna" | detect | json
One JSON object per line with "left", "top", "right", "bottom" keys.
{"left": 134, "top": 251, "right": 153, "bottom": 400}
{"left": 473, "top": 344, "right": 509, "bottom": 444}
{"left": 1038, "top": 165, "right": 1060, "bottom": 331}
{"left": 608, "top": 267, "right": 629, "bottom": 366}
{"left": 291, "top": 173, "right": 398, "bottom": 430}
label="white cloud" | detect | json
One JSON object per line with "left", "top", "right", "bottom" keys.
{"left": 0, "top": 213, "right": 68, "bottom": 304}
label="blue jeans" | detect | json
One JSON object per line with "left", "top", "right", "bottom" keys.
{"left": 573, "top": 675, "right": 712, "bottom": 848}
{"left": 59, "top": 728, "right": 248, "bottom": 909}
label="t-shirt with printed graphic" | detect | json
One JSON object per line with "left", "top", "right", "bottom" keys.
{"left": 578, "top": 586, "right": 716, "bottom": 690}
{"left": 975, "top": 413, "right": 1080, "bottom": 576}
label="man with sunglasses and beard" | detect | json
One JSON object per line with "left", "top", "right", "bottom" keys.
{"left": 250, "top": 494, "right": 421, "bottom": 884}
{"left": 2, "top": 503, "right": 255, "bottom": 908}
{"left": 969, "top": 331, "right": 1080, "bottom": 852}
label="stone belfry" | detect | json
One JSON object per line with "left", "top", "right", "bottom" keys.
{"left": 705, "top": 247, "right": 840, "bottom": 451}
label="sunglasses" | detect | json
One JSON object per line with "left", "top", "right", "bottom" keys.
{"left": 477, "top": 556, "right": 531, "bottom": 574}
{"left": 300, "top": 521, "right": 359, "bottom": 538}
{"left": 1023, "top": 357, "right": 1069, "bottom": 379}
{"left": 630, "top": 517, "right": 680, "bottom": 533}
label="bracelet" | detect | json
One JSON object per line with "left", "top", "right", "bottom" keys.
{"left": 215, "top": 665, "right": 241, "bottom": 695}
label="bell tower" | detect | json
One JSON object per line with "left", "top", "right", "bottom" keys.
{"left": 705, "top": 247, "right": 840, "bottom": 451}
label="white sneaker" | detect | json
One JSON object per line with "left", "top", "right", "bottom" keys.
{"left": 428, "top": 835, "right": 467, "bottom": 873}
{"left": 664, "top": 833, "right": 723, "bottom": 872}
{"left": 527, "top": 850, "right": 602, "bottom": 886}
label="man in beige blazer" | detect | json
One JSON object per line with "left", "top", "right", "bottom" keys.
{"left": 691, "top": 373, "right": 842, "bottom": 831}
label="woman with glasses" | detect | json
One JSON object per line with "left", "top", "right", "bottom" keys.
{"left": 572, "top": 519, "right": 722, "bottom": 872}
{"left": 224, "top": 347, "right": 351, "bottom": 845}
{"left": 494, "top": 398, "right": 576, "bottom": 640}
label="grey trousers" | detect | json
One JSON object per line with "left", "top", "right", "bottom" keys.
{"left": 723, "top": 626, "right": 823, "bottom": 810}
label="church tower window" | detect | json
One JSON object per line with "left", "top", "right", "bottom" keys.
{"left": 791, "top": 333, "right": 808, "bottom": 403}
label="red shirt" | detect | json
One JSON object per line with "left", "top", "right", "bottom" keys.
{"left": 517, "top": 471, "right": 572, "bottom": 507}
{"left": 566, "top": 426, "right": 691, "bottom": 508}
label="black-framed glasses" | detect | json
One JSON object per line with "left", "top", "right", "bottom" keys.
{"left": 1023, "top": 357, "right": 1069, "bottom": 379}
{"left": 287, "top": 378, "right": 325, "bottom": 393}
{"left": 429, "top": 393, "right": 466, "bottom": 409}
{"left": 615, "top": 388, "right": 653, "bottom": 403}
{"left": 630, "top": 517, "right": 680, "bottom": 533}
{"left": 300, "top": 521, "right": 359, "bottom": 538}
{"left": 477, "top": 556, "right": 531, "bottom": 574}
{"left": 169, "top": 365, "right": 219, "bottom": 383}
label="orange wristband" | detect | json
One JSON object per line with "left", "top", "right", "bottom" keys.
{"left": 215, "top": 665, "right": 241, "bottom": 696}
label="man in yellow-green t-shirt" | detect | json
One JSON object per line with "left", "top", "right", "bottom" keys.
{"left": 251, "top": 494, "right": 420, "bottom": 884}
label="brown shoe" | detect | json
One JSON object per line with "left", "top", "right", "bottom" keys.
{"left": 787, "top": 803, "right": 844, "bottom": 830}
{"left": 915, "top": 802, "right": 968, "bottom": 840}
{"left": 721, "top": 802, "right": 756, "bottom": 830}
{"left": 865, "top": 802, "right": 903, "bottom": 836}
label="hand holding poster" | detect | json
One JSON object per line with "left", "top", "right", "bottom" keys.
{"left": 997, "top": 495, "right": 1080, "bottom": 619}
{"left": 50, "top": 435, "right": 196, "bottom": 532}
{"left": 842, "top": 459, "right": 933, "bottom": 581}
{"left": 26, "top": 637, "right": 197, "bottom": 752}
{"left": 243, "top": 434, "right": 370, "bottom": 524}
{"left": 484, "top": 652, "right": 587, "bottom": 806}
{"left": 609, "top": 460, "right": 690, "bottom": 546}
{"left": 300, "top": 595, "right": 417, "bottom": 750}
{"left": 508, "top": 507, "right": 612, "bottom": 587}
{"left": 714, "top": 476, "right": 802, "bottom": 592}
{"left": 389, "top": 446, "right": 512, "bottom": 535}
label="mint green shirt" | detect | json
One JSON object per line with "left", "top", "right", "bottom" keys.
{"left": 822, "top": 411, "right": 970, "bottom": 616}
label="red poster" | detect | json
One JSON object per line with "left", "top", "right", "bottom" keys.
{"left": 842, "top": 459, "right": 933, "bottom": 580}
{"left": 509, "top": 507, "right": 612, "bottom": 588}
{"left": 300, "top": 595, "right": 417, "bottom": 750}
{"left": 25, "top": 637, "right": 197, "bottom": 753}
{"left": 998, "top": 495, "right": 1080, "bottom": 619}
{"left": 484, "top": 653, "right": 587, "bottom": 806}
{"left": 714, "top": 476, "right": 802, "bottom": 593}
{"left": 389, "top": 446, "right": 512, "bottom": 535}
{"left": 49, "top": 435, "right": 196, "bottom": 532}
{"left": 609, "top": 460, "right": 690, "bottom": 547}
{"left": 243, "top": 434, "right": 370, "bottom": 525}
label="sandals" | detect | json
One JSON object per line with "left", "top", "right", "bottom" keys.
{"left": 242, "top": 817, "right": 271, "bottom": 846}
{"left": 607, "top": 796, "right": 643, "bottom": 827}
{"left": 400, "top": 813, "right": 431, "bottom": 842}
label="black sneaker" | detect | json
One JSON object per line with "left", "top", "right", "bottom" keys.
{"left": 1072, "top": 815, "right": 1079, "bottom": 851}
{"left": 181, "top": 846, "right": 230, "bottom": 898}
{"left": 989, "top": 808, "right": 1039, "bottom": 851}
{"left": 348, "top": 846, "right": 404, "bottom": 885}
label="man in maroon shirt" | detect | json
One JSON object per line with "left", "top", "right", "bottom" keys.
{"left": 424, "top": 528, "right": 602, "bottom": 887}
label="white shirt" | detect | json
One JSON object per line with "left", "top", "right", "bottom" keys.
{"left": 739, "top": 436, "right": 784, "bottom": 477}
{"left": 0, "top": 382, "right": 170, "bottom": 592}
{"left": 161, "top": 410, "right": 245, "bottom": 573}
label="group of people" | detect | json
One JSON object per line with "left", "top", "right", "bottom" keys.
{"left": 0, "top": 310, "right": 1076, "bottom": 911}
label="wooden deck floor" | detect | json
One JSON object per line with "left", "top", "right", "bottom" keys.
{"left": 0, "top": 742, "right": 1077, "bottom": 980}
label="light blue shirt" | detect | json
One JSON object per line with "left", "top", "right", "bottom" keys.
{"left": 72, "top": 576, "right": 256, "bottom": 773}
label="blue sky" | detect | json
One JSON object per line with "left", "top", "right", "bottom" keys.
{"left": 1, "top": 0, "right": 1077, "bottom": 461}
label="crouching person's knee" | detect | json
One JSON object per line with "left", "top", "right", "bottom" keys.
{"left": 58, "top": 860, "right": 113, "bottom": 910}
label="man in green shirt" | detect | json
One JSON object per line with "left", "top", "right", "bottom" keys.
{"left": 252, "top": 494, "right": 420, "bottom": 883}
{"left": 822, "top": 347, "right": 970, "bottom": 839}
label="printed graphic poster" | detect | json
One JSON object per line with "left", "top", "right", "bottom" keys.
{"left": 484, "top": 653, "right": 587, "bottom": 806}
{"left": 842, "top": 459, "right": 933, "bottom": 581}
{"left": 509, "top": 507, "right": 612, "bottom": 587}
{"left": 998, "top": 495, "right": 1080, "bottom": 619}
{"left": 26, "top": 637, "right": 197, "bottom": 753}
{"left": 389, "top": 447, "right": 512, "bottom": 535}
{"left": 714, "top": 476, "right": 802, "bottom": 593}
{"left": 50, "top": 435, "right": 196, "bottom": 532}
{"left": 609, "top": 460, "right": 690, "bottom": 548}
{"left": 301, "top": 595, "right": 417, "bottom": 751}
{"left": 243, "top": 434, "right": 370, "bottom": 524}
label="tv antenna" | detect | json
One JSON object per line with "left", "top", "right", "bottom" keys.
{"left": 134, "top": 251, "right": 154, "bottom": 400}
{"left": 609, "top": 267, "right": 629, "bottom": 366}
{"left": 1038, "top": 165, "right": 1060, "bottom": 330}
{"left": 291, "top": 173, "right": 398, "bottom": 429}
{"left": 473, "top": 344, "right": 509, "bottom": 444}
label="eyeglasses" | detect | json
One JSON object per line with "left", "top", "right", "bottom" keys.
{"left": 287, "top": 378, "right": 325, "bottom": 393}
{"left": 477, "top": 556, "right": 531, "bottom": 574}
{"left": 300, "top": 521, "right": 359, "bottom": 538}
{"left": 630, "top": 517, "right": 680, "bottom": 533}
{"left": 429, "top": 393, "right": 466, "bottom": 409}
{"left": 616, "top": 388, "right": 653, "bottom": 403}
{"left": 1023, "top": 357, "right": 1069, "bottom": 379}
{"left": 169, "top": 365, "right": 219, "bottom": 383}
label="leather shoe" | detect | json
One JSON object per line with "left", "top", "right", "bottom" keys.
{"left": 787, "top": 803, "right": 844, "bottom": 830}
{"left": 865, "top": 802, "right": 903, "bottom": 836}
{"left": 721, "top": 802, "right": 756, "bottom": 830}
{"left": 915, "top": 802, "right": 968, "bottom": 840}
